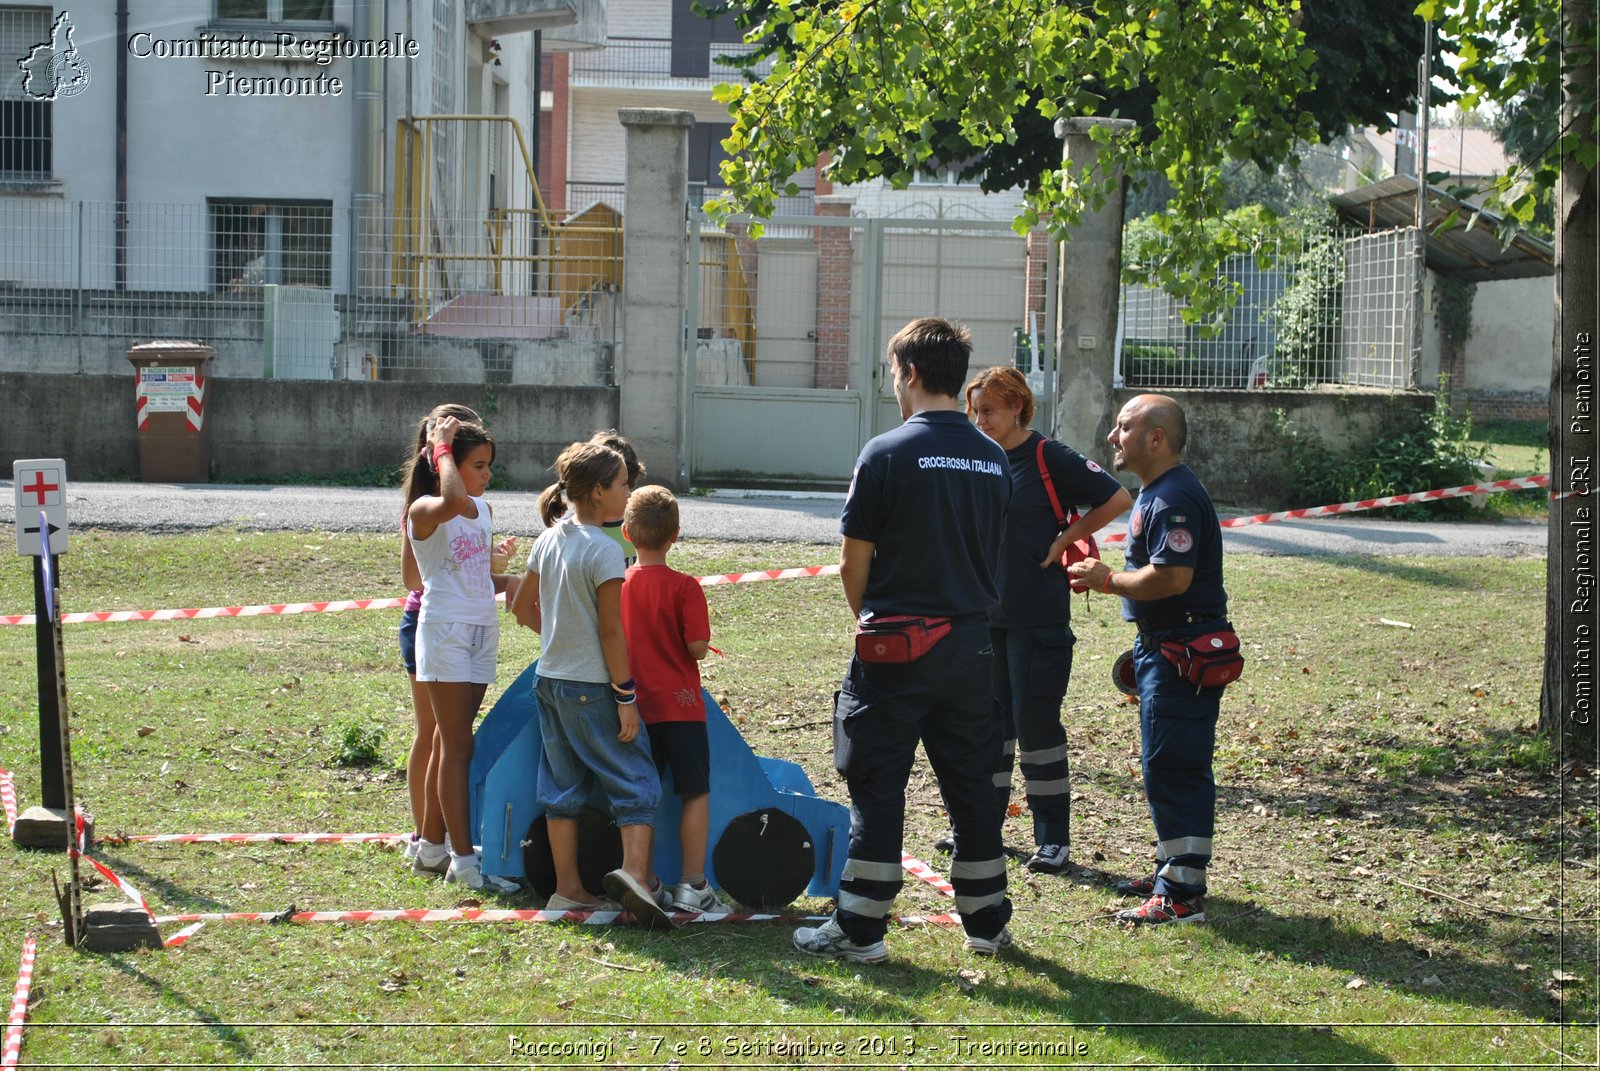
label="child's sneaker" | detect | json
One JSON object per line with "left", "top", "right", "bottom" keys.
{"left": 444, "top": 853, "right": 520, "bottom": 894}
{"left": 963, "top": 927, "right": 1014, "bottom": 956}
{"left": 1025, "top": 843, "right": 1069, "bottom": 874}
{"left": 402, "top": 834, "right": 420, "bottom": 863}
{"left": 411, "top": 840, "right": 449, "bottom": 876}
{"left": 1116, "top": 893, "right": 1205, "bottom": 925}
{"left": 669, "top": 882, "right": 731, "bottom": 914}
{"left": 792, "top": 919, "right": 888, "bottom": 964}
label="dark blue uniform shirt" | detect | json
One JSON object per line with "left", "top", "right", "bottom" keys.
{"left": 991, "top": 432, "right": 1128, "bottom": 630}
{"left": 840, "top": 410, "right": 1010, "bottom": 619}
{"left": 1121, "top": 463, "right": 1228, "bottom": 624}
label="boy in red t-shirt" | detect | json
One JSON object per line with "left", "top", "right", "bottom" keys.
{"left": 620, "top": 486, "right": 730, "bottom": 913}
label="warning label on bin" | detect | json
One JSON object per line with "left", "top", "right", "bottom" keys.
{"left": 138, "top": 367, "right": 196, "bottom": 412}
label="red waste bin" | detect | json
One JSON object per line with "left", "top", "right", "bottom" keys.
{"left": 127, "top": 340, "right": 215, "bottom": 483}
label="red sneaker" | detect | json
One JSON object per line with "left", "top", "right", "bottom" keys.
{"left": 1117, "top": 894, "right": 1205, "bottom": 925}
{"left": 1113, "top": 874, "right": 1157, "bottom": 897}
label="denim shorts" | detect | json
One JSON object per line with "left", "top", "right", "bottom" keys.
{"left": 398, "top": 609, "right": 419, "bottom": 675}
{"left": 534, "top": 674, "right": 660, "bottom": 827}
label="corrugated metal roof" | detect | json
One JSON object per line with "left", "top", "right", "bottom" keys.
{"left": 1329, "top": 175, "right": 1554, "bottom": 282}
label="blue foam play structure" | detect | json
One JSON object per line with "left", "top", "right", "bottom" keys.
{"left": 468, "top": 661, "right": 850, "bottom": 903}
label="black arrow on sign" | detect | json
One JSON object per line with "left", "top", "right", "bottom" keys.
{"left": 22, "top": 520, "right": 61, "bottom": 538}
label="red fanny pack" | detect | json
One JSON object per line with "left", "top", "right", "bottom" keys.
{"left": 855, "top": 615, "right": 952, "bottom": 663}
{"left": 1158, "top": 629, "right": 1244, "bottom": 690}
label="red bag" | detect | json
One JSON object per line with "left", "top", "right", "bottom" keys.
{"left": 855, "top": 615, "right": 952, "bottom": 663}
{"left": 1158, "top": 630, "right": 1244, "bottom": 690}
{"left": 1036, "top": 439, "right": 1101, "bottom": 593}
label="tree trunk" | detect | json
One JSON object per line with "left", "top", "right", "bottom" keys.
{"left": 1540, "top": 0, "right": 1598, "bottom": 756}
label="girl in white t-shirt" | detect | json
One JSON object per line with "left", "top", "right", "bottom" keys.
{"left": 405, "top": 414, "right": 518, "bottom": 892}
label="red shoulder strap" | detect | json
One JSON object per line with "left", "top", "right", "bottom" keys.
{"left": 1035, "top": 437, "right": 1067, "bottom": 527}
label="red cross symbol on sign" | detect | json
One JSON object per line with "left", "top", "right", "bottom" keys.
{"left": 22, "top": 471, "right": 59, "bottom": 505}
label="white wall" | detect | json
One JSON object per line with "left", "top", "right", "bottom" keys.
{"left": 1421, "top": 272, "right": 1554, "bottom": 394}
{"left": 605, "top": 0, "right": 672, "bottom": 40}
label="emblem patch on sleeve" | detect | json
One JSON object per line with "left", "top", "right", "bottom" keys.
{"left": 1167, "top": 527, "right": 1194, "bottom": 553}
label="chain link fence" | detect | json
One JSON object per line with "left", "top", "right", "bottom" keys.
{"left": 0, "top": 197, "right": 621, "bottom": 384}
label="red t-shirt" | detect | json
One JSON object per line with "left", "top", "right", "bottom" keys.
{"left": 621, "top": 564, "right": 711, "bottom": 724}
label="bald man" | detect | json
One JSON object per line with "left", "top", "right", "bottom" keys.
{"left": 1069, "top": 394, "right": 1234, "bottom": 924}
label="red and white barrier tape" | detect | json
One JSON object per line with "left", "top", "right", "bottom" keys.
{"left": 126, "top": 832, "right": 405, "bottom": 845}
{"left": 698, "top": 564, "right": 841, "bottom": 588}
{"left": 70, "top": 813, "right": 156, "bottom": 924}
{"left": 0, "top": 596, "right": 408, "bottom": 628}
{"left": 162, "top": 922, "right": 205, "bottom": 948}
{"left": 0, "top": 567, "right": 845, "bottom": 627}
{"left": 0, "top": 770, "right": 15, "bottom": 836}
{"left": 151, "top": 907, "right": 959, "bottom": 929}
{"left": 2, "top": 936, "right": 35, "bottom": 1071}
{"left": 900, "top": 852, "right": 956, "bottom": 899}
{"left": 1095, "top": 473, "right": 1553, "bottom": 545}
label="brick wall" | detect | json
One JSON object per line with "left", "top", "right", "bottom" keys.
{"left": 1458, "top": 389, "right": 1550, "bottom": 424}
{"left": 814, "top": 199, "right": 853, "bottom": 390}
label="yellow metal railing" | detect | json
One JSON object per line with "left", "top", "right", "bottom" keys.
{"left": 391, "top": 115, "right": 622, "bottom": 330}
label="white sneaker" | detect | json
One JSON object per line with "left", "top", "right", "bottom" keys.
{"left": 411, "top": 841, "right": 449, "bottom": 876}
{"left": 792, "top": 919, "right": 888, "bottom": 963}
{"left": 444, "top": 853, "right": 520, "bottom": 894}
{"left": 402, "top": 835, "right": 420, "bottom": 863}
{"left": 669, "top": 882, "right": 731, "bottom": 913}
{"left": 964, "top": 926, "right": 1014, "bottom": 956}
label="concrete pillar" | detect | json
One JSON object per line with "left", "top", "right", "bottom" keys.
{"left": 618, "top": 108, "right": 694, "bottom": 488}
{"left": 1053, "top": 117, "right": 1135, "bottom": 456}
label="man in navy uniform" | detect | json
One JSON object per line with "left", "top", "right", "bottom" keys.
{"left": 1069, "top": 394, "right": 1232, "bottom": 924}
{"left": 793, "top": 317, "right": 1014, "bottom": 961}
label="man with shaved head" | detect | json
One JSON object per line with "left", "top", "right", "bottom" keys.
{"left": 1069, "top": 394, "right": 1234, "bottom": 924}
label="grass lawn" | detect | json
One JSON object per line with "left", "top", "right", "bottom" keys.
{"left": 1472, "top": 419, "right": 1551, "bottom": 521}
{"left": 0, "top": 530, "right": 1590, "bottom": 1068}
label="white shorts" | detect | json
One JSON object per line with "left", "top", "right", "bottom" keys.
{"left": 415, "top": 620, "right": 499, "bottom": 684}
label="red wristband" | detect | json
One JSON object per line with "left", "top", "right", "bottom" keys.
{"left": 432, "top": 443, "right": 453, "bottom": 464}
{"left": 1102, "top": 571, "right": 1113, "bottom": 595}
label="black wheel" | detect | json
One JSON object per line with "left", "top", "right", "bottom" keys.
{"left": 522, "top": 806, "right": 622, "bottom": 900}
{"left": 711, "top": 807, "right": 814, "bottom": 911}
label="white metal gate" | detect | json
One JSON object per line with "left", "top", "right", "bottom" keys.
{"left": 686, "top": 211, "right": 1056, "bottom": 487}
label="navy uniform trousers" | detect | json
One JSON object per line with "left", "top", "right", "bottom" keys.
{"left": 989, "top": 623, "right": 1075, "bottom": 846}
{"left": 832, "top": 618, "right": 1012, "bottom": 944}
{"left": 1133, "top": 628, "right": 1223, "bottom": 900}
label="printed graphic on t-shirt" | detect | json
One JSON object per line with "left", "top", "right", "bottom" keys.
{"left": 1086, "top": 459, "right": 1105, "bottom": 473}
{"left": 1130, "top": 509, "right": 1144, "bottom": 537}
{"left": 446, "top": 530, "right": 489, "bottom": 580}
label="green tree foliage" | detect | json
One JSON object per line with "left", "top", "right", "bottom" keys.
{"left": 712, "top": 0, "right": 1322, "bottom": 322}
{"left": 1420, "top": 0, "right": 1598, "bottom": 234}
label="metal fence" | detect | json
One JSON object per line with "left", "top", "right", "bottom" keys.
{"left": 0, "top": 197, "right": 622, "bottom": 384}
{"left": 690, "top": 212, "right": 1049, "bottom": 394}
{"left": 569, "top": 37, "right": 772, "bottom": 87}
{"left": 1118, "top": 225, "right": 1421, "bottom": 390}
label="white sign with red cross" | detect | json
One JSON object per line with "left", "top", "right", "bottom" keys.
{"left": 13, "top": 458, "right": 69, "bottom": 556}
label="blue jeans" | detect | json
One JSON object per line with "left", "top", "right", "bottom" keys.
{"left": 534, "top": 674, "right": 660, "bottom": 827}
{"left": 1133, "top": 630, "right": 1223, "bottom": 899}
